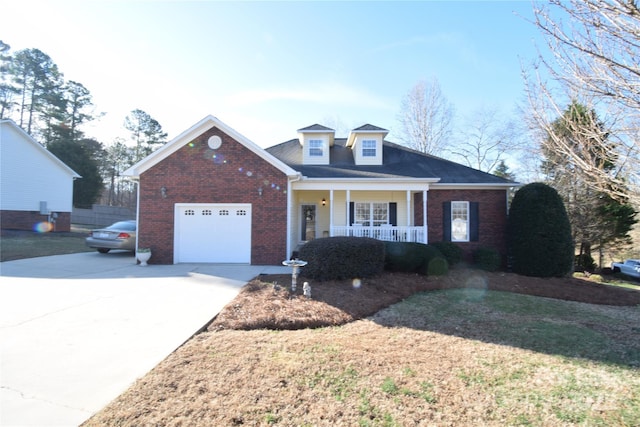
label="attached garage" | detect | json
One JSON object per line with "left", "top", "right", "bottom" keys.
{"left": 174, "top": 203, "right": 252, "bottom": 263}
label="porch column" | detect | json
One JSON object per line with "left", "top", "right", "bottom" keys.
{"left": 346, "top": 190, "right": 351, "bottom": 227}
{"left": 329, "top": 189, "right": 334, "bottom": 236}
{"left": 406, "top": 190, "right": 411, "bottom": 227}
{"left": 423, "top": 190, "right": 428, "bottom": 243}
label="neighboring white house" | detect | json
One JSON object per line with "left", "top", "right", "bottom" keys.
{"left": 0, "top": 119, "right": 81, "bottom": 232}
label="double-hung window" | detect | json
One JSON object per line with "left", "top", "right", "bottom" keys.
{"left": 362, "top": 139, "right": 376, "bottom": 157}
{"left": 355, "top": 202, "right": 388, "bottom": 226}
{"left": 451, "top": 201, "right": 469, "bottom": 242}
{"left": 309, "top": 139, "right": 323, "bottom": 157}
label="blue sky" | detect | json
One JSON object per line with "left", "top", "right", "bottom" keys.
{"left": 2, "top": 1, "right": 545, "bottom": 148}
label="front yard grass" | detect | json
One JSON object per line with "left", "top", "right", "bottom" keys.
{"left": 0, "top": 226, "right": 93, "bottom": 261}
{"left": 83, "top": 273, "right": 640, "bottom": 426}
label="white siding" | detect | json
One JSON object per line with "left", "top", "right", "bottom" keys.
{"left": 0, "top": 121, "right": 78, "bottom": 212}
{"left": 351, "top": 135, "right": 383, "bottom": 165}
{"left": 300, "top": 133, "right": 332, "bottom": 165}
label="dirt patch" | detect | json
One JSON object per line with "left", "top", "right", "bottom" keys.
{"left": 209, "top": 268, "right": 640, "bottom": 331}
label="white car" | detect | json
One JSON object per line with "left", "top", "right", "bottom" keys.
{"left": 611, "top": 259, "right": 640, "bottom": 279}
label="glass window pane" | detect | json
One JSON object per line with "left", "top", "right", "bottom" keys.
{"left": 309, "top": 139, "right": 323, "bottom": 156}
{"left": 451, "top": 201, "right": 469, "bottom": 241}
{"left": 355, "top": 203, "right": 370, "bottom": 225}
{"left": 362, "top": 139, "right": 376, "bottom": 157}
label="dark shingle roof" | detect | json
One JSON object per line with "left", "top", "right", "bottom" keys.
{"left": 297, "top": 124, "right": 335, "bottom": 132}
{"left": 265, "top": 138, "right": 515, "bottom": 184}
{"left": 352, "top": 124, "right": 388, "bottom": 132}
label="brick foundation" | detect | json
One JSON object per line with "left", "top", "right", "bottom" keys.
{"left": 0, "top": 210, "right": 71, "bottom": 232}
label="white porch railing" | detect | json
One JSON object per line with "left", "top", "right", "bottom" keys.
{"left": 330, "top": 225, "right": 425, "bottom": 243}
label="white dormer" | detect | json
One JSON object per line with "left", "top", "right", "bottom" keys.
{"left": 297, "top": 124, "right": 335, "bottom": 165}
{"left": 346, "top": 124, "right": 388, "bottom": 166}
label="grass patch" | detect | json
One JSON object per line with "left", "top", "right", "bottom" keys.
{"left": 374, "top": 289, "right": 640, "bottom": 367}
{"left": 85, "top": 287, "right": 640, "bottom": 427}
{"left": 1, "top": 227, "right": 92, "bottom": 261}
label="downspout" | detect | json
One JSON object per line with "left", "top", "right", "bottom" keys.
{"left": 286, "top": 173, "right": 302, "bottom": 259}
{"left": 329, "top": 189, "right": 334, "bottom": 236}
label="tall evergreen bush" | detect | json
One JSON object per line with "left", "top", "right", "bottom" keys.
{"left": 507, "top": 182, "right": 573, "bottom": 277}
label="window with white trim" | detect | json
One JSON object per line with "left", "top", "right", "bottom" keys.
{"left": 362, "top": 139, "right": 376, "bottom": 157}
{"left": 355, "top": 202, "right": 388, "bottom": 226}
{"left": 309, "top": 139, "right": 323, "bottom": 157}
{"left": 451, "top": 201, "right": 469, "bottom": 242}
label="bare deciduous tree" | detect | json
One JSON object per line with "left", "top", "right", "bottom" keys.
{"left": 525, "top": 0, "right": 640, "bottom": 203}
{"left": 448, "top": 106, "right": 519, "bottom": 173}
{"left": 397, "top": 78, "right": 454, "bottom": 156}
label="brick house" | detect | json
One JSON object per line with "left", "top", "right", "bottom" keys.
{"left": 123, "top": 116, "right": 516, "bottom": 265}
{"left": 0, "top": 119, "right": 81, "bottom": 232}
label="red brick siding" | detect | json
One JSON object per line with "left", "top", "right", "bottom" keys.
{"left": 0, "top": 210, "right": 71, "bottom": 232}
{"left": 138, "top": 127, "right": 288, "bottom": 264}
{"left": 417, "top": 189, "right": 508, "bottom": 262}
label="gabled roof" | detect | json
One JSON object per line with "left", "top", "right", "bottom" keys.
{"left": 266, "top": 137, "right": 516, "bottom": 185}
{"left": 123, "top": 115, "right": 299, "bottom": 178}
{"left": 352, "top": 124, "right": 388, "bottom": 132}
{"left": 0, "top": 119, "right": 81, "bottom": 178}
{"left": 297, "top": 124, "right": 335, "bottom": 132}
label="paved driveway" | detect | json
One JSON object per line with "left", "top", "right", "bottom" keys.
{"left": 0, "top": 252, "right": 289, "bottom": 426}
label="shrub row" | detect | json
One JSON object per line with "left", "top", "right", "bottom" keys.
{"left": 298, "top": 237, "right": 503, "bottom": 281}
{"left": 384, "top": 241, "right": 449, "bottom": 276}
{"left": 298, "top": 237, "right": 385, "bottom": 281}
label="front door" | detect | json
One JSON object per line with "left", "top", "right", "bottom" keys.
{"left": 300, "top": 204, "right": 316, "bottom": 241}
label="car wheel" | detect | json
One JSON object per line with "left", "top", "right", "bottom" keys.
{"left": 97, "top": 248, "right": 110, "bottom": 254}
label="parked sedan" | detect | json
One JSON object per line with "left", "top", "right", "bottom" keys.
{"left": 85, "top": 220, "right": 137, "bottom": 253}
{"left": 611, "top": 259, "right": 640, "bottom": 279}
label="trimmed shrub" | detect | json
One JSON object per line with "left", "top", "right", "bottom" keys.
{"left": 298, "top": 237, "right": 385, "bottom": 281}
{"left": 427, "top": 256, "right": 449, "bottom": 276}
{"left": 507, "top": 182, "right": 574, "bottom": 277}
{"left": 575, "top": 253, "right": 596, "bottom": 272}
{"left": 384, "top": 241, "right": 448, "bottom": 276}
{"left": 384, "top": 242, "right": 424, "bottom": 273}
{"left": 473, "top": 246, "right": 501, "bottom": 272}
{"left": 431, "top": 241, "right": 464, "bottom": 266}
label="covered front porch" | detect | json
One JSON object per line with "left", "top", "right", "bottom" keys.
{"left": 287, "top": 179, "right": 436, "bottom": 254}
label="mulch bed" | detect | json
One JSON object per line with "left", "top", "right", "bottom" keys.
{"left": 209, "top": 268, "right": 640, "bottom": 331}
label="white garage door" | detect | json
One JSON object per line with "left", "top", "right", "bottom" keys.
{"left": 174, "top": 204, "right": 251, "bottom": 263}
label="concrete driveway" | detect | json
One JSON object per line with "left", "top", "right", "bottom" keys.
{"left": 0, "top": 252, "right": 289, "bottom": 426}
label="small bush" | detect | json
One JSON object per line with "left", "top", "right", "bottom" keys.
{"left": 384, "top": 242, "right": 425, "bottom": 273}
{"left": 384, "top": 242, "right": 448, "bottom": 276}
{"left": 473, "top": 247, "right": 501, "bottom": 272}
{"left": 298, "top": 237, "right": 385, "bottom": 281}
{"left": 575, "top": 253, "right": 596, "bottom": 272}
{"left": 427, "top": 256, "right": 449, "bottom": 276}
{"left": 431, "top": 241, "right": 463, "bottom": 266}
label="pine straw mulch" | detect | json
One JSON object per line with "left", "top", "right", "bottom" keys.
{"left": 208, "top": 268, "right": 640, "bottom": 331}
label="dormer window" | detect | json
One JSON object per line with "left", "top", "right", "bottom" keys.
{"left": 362, "top": 139, "right": 376, "bottom": 157}
{"left": 298, "top": 124, "right": 334, "bottom": 165}
{"left": 346, "top": 124, "right": 388, "bottom": 166}
{"left": 309, "top": 139, "right": 323, "bottom": 157}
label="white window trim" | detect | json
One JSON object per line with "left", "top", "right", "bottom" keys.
{"left": 355, "top": 202, "right": 388, "bottom": 226}
{"left": 362, "top": 139, "right": 376, "bottom": 157}
{"left": 451, "top": 201, "right": 469, "bottom": 242}
{"left": 309, "top": 139, "right": 323, "bottom": 157}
